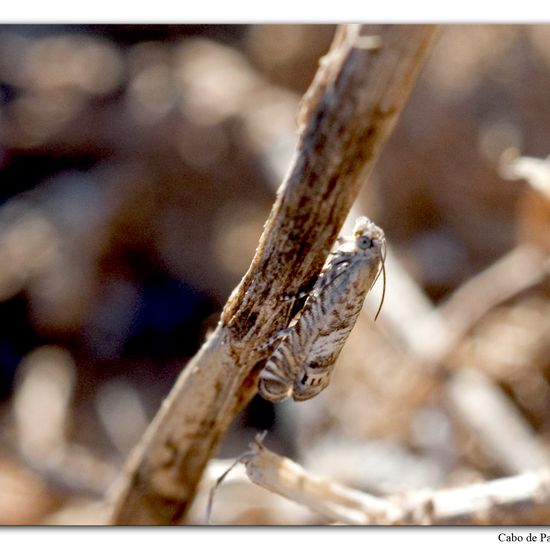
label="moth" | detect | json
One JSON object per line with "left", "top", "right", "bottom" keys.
{"left": 258, "top": 216, "right": 386, "bottom": 403}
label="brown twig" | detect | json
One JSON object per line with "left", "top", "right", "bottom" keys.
{"left": 105, "top": 24, "right": 438, "bottom": 525}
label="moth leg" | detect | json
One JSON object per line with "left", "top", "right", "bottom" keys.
{"left": 283, "top": 261, "right": 347, "bottom": 308}
{"left": 281, "top": 290, "right": 310, "bottom": 302}
{"left": 254, "top": 327, "right": 293, "bottom": 357}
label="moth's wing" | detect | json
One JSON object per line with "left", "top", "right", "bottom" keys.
{"left": 291, "top": 359, "right": 333, "bottom": 401}
{"left": 258, "top": 333, "right": 301, "bottom": 403}
{"left": 290, "top": 324, "right": 357, "bottom": 401}
{"left": 311, "top": 257, "right": 350, "bottom": 297}
{"left": 309, "top": 325, "right": 356, "bottom": 362}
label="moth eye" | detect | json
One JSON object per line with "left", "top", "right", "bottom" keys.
{"left": 357, "top": 235, "right": 373, "bottom": 249}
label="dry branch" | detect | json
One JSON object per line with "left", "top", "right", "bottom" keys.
{"left": 372, "top": 244, "right": 549, "bottom": 366}
{"left": 435, "top": 245, "right": 549, "bottom": 362}
{"left": 106, "top": 24, "right": 438, "bottom": 525}
{"left": 243, "top": 438, "right": 550, "bottom": 525}
{"left": 447, "top": 368, "right": 549, "bottom": 475}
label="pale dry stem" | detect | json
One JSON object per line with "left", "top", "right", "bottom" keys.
{"left": 243, "top": 438, "right": 550, "bottom": 525}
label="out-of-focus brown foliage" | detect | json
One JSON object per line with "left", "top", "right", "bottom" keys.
{"left": 2, "top": 24, "right": 550, "bottom": 525}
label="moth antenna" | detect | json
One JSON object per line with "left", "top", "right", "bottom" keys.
{"left": 370, "top": 242, "right": 384, "bottom": 289}
{"left": 374, "top": 242, "right": 387, "bottom": 322}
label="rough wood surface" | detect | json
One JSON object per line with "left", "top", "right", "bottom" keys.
{"left": 105, "top": 24, "right": 439, "bottom": 525}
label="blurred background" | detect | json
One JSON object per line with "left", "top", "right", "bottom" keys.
{"left": 2, "top": 24, "right": 550, "bottom": 525}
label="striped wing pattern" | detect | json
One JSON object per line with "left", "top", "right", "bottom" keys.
{"left": 258, "top": 217, "right": 385, "bottom": 403}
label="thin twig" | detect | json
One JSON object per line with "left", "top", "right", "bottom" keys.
{"left": 243, "top": 435, "right": 402, "bottom": 525}
{"left": 242, "top": 439, "right": 550, "bottom": 525}
{"left": 106, "top": 24, "right": 439, "bottom": 525}
{"left": 435, "top": 244, "right": 549, "bottom": 362}
{"left": 205, "top": 431, "right": 267, "bottom": 525}
{"left": 372, "top": 244, "right": 549, "bottom": 365}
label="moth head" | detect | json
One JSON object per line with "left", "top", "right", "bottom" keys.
{"left": 353, "top": 216, "right": 385, "bottom": 252}
{"left": 352, "top": 216, "right": 387, "bottom": 321}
